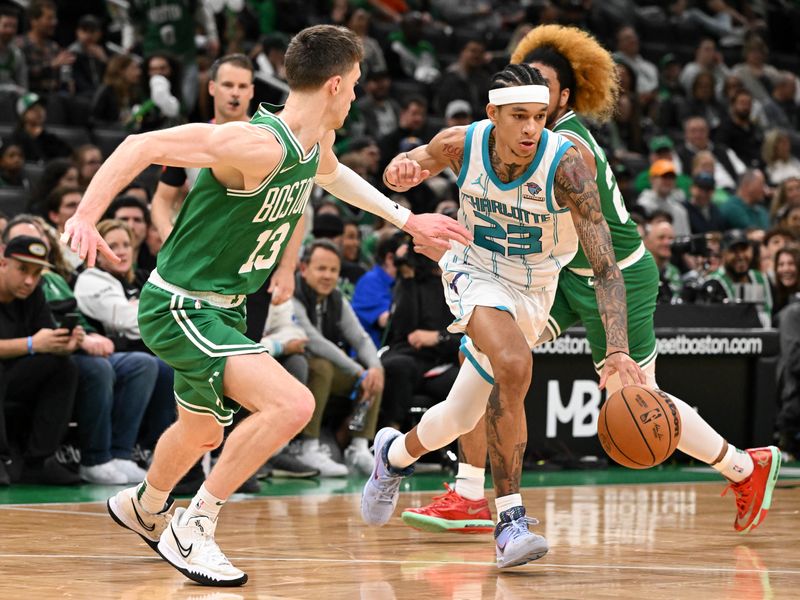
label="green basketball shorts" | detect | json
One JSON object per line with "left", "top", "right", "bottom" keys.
{"left": 138, "top": 280, "right": 268, "bottom": 426}
{"left": 545, "top": 251, "right": 659, "bottom": 370}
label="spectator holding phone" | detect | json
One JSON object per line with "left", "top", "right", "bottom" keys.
{"left": 4, "top": 216, "right": 159, "bottom": 484}
{"left": 0, "top": 235, "right": 80, "bottom": 486}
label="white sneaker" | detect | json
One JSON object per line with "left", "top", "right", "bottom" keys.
{"left": 297, "top": 439, "right": 348, "bottom": 477}
{"left": 107, "top": 485, "right": 174, "bottom": 550}
{"left": 345, "top": 442, "right": 374, "bottom": 476}
{"left": 80, "top": 461, "right": 127, "bottom": 485}
{"left": 111, "top": 458, "right": 147, "bottom": 484}
{"left": 157, "top": 507, "right": 247, "bottom": 587}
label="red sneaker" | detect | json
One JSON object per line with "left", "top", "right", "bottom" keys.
{"left": 401, "top": 483, "right": 494, "bottom": 534}
{"left": 721, "top": 446, "right": 781, "bottom": 533}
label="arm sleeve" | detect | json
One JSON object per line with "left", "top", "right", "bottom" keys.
{"left": 74, "top": 270, "right": 140, "bottom": 337}
{"left": 315, "top": 163, "right": 411, "bottom": 229}
{"left": 339, "top": 299, "right": 382, "bottom": 370}
{"left": 292, "top": 298, "right": 363, "bottom": 376}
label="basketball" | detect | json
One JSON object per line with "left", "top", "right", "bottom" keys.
{"left": 597, "top": 385, "right": 682, "bottom": 469}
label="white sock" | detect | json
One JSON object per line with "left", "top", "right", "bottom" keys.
{"left": 495, "top": 493, "right": 523, "bottom": 516}
{"left": 136, "top": 478, "right": 170, "bottom": 514}
{"left": 349, "top": 437, "right": 368, "bottom": 452}
{"left": 387, "top": 433, "right": 417, "bottom": 469}
{"left": 712, "top": 442, "right": 754, "bottom": 482}
{"left": 454, "top": 463, "right": 486, "bottom": 500}
{"left": 184, "top": 483, "right": 226, "bottom": 522}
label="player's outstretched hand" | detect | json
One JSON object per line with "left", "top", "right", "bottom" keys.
{"left": 384, "top": 156, "right": 430, "bottom": 190}
{"left": 60, "top": 215, "right": 120, "bottom": 268}
{"left": 599, "top": 352, "right": 647, "bottom": 390}
{"left": 404, "top": 212, "right": 472, "bottom": 251}
{"left": 412, "top": 243, "right": 446, "bottom": 262}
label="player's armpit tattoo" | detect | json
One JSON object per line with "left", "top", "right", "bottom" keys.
{"left": 555, "top": 150, "right": 629, "bottom": 351}
{"left": 441, "top": 142, "right": 464, "bottom": 174}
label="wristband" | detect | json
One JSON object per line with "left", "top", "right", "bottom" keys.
{"left": 27, "top": 335, "right": 34, "bottom": 355}
{"left": 605, "top": 350, "right": 629, "bottom": 360}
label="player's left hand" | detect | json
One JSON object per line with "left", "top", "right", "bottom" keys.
{"left": 599, "top": 351, "right": 646, "bottom": 390}
{"left": 404, "top": 212, "right": 472, "bottom": 251}
{"left": 268, "top": 265, "right": 295, "bottom": 305}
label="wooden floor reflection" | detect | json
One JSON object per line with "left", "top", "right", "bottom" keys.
{"left": 0, "top": 481, "right": 798, "bottom": 599}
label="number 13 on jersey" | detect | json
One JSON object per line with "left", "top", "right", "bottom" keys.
{"left": 238, "top": 222, "right": 291, "bottom": 274}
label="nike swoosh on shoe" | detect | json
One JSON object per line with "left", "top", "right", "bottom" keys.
{"left": 170, "top": 525, "right": 193, "bottom": 558}
{"left": 131, "top": 499, "right": 156, "bottom": 532}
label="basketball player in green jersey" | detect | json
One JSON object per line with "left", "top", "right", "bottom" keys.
{"left": 61, "top": 25, "right": 470, "bottom": 587}
{"left": 401, "top": 25, "right": 780, "bottom": 537}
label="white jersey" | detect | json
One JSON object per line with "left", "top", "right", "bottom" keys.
{"left": 444, "top": 119, "right": 579, "bottom": 291}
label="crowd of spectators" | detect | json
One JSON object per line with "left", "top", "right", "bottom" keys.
{"left": 2, "top": 0, "right": 800, "bottom": 487}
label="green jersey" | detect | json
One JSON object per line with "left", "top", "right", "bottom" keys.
{"left": 129, "top": 0, "right": 198, "bottom": 61}
{"left": 156, "top": 103, "right": 319, "bottom": 296}
{"left": 552, "top": 110, "right": 643, "bottom": 273}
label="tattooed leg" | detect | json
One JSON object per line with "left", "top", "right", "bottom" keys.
{"left": 466, "top": 306, "right": 532, "bottom": 498}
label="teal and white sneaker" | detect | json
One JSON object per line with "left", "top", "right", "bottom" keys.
{"left": 494, "top": 506, "right": 549, "bottom": 568}
{"left": 360, "top": 427, "right": 414, "bottom": 526}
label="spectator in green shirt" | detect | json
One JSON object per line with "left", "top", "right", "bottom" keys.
{"left": 720, "top": 169, "right": 771, "bottom": 230}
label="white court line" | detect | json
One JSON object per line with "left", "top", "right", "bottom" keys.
{"left": 0, "top": 553, "right": 798, "bottom": 576}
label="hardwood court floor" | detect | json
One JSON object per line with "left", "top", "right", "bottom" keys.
{"left": 0, "top": 473, "right": 798, "bottom": 599}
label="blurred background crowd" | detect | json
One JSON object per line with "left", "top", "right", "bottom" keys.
{"left": 1, "top": 0, "right": 799, "bottom": 490}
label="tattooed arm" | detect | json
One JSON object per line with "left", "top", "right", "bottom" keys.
{"left": 554, "top": 148, "right": 646, "bottom": 388}
{"left": 382, "top": 126, "right": 467, "bottom": 192}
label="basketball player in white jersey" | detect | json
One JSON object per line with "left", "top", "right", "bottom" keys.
{"left": 360, "top": 63, "right": 645, "bottom": 569}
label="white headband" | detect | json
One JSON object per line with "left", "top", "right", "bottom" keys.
{"left": 488, "top": 85, "right": 549, "bottom": 106}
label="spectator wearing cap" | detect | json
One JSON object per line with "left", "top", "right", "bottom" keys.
{"left": 637, "top": 159, "right": 691, "bottom": 236}
{"left": 10, "top": 92, "right": 72, "bottom": 162}
{"left": 0, "top": 7, "right": 27, "bottom": 97}
{"left": 635, "top": 136, "right": 690, "bottom": 195}
{"left": 685, "top": 172, "right": 726, "bottom": 234}
{"left": 676, "top": 116, "right": 745, "bottom": 190}
{"left": 444, "top": 99, "right": 472, "bottom": 128}
{"left": 706, "top": 230, "right": 773, "bottom": 326}
{"left": 356, "top": 70, "right": 400, "bottom": 140}
{"left": 16, "top": 0, "right": 74, "bottom": 99}
{"left": 67, "top": 14, "right": 107, "bottom": 100}
{"left": 434, "top": 37, "right": 490, "bottom": 120}
{"left": 0, "top": 234, "right": 81, "bottom": 485}
{"left": 720, "top": 169, "right": 771, "bottom": 231}
{"left": 679, "top": 39, "right": 730, "bottom": 101}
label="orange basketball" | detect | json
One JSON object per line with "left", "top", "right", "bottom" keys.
{"left": 597, "top": 385, "right": 681, "bottom": 469}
